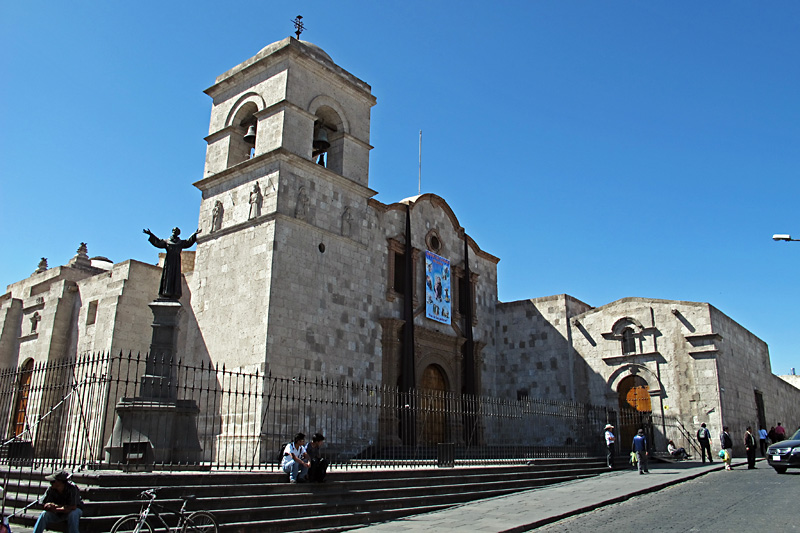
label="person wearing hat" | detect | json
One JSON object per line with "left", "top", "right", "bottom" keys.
{"left": 631, "top": 429, "right": 649, "bottom": 474}
{"left": 33, "top": 470, "right": 82, "bottom": 533}
{"left": 603, "top": 424, "right": 616, "bottom": 469}
{"left": 696, "top": 423, "right": 713, "bottom": 463}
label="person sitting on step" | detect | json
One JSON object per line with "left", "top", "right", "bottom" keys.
{"left": 282, "top": 432, "right": 310, "bottom": 483}
{"left": 667, "top": 440, "right": 690, "bottom": 460}
{"left": 306, "top": 432, "right": 330, "bottom": 482}
{"left": 33, "top": 470, "right": 83, "bottom": 533}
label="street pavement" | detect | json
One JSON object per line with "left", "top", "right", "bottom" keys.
{"left": 352, "top": 458, "right": 751, "bottom": 532}
{"left": 9, "top": 458, "right": 755, "bottom": 532}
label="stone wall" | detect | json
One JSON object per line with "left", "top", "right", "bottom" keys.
{"left": 711, "top": 305, "right": 800, "bottom": 452}
{"left": 494, "top": 295, "right": 591, "bottom": 403}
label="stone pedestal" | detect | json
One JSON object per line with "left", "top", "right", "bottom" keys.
{"left": 106, "top": 398, "right": 202, "bottom": 465}
{"left": 106, "top": 299, "right": 202, "bottom": 465}
{"left": 140, "top": 300, "right": 181, "bottom": 399}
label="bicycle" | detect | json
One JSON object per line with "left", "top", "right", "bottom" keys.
{"left": 109, "top": 488, "right": 219, "bottom": 533}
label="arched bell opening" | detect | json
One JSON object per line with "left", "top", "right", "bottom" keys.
{"left": 227, "top": 102, "right": 259, "bottom": 167}
{"left": 311, "top": 105, "right": 344, "bottom": 173}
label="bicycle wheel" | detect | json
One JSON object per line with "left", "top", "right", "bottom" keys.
{"left": 110, "top": 514, "right": 154, "bottom": 533}
{"left": 182, "top": 511, "right": 219, "bottom": 533}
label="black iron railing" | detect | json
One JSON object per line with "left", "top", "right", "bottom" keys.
{"left": 0, "top": 352, "right": 632, "bottom": 472}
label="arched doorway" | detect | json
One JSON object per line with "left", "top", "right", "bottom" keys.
{"left": 617, "top": 374, "right": 652, "bottom": 452}
{"left": 11, "top": 359, "right": 34, "bottom": 439}
{"left": 420, "top": 365, "right": 447, "bottom": 445}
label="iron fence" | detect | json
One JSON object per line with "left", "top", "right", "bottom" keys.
{"left": 0, "top": 353, "right": 625, "bottom": 473}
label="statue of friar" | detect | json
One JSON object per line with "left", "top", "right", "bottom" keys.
{"left": 143, "top": 227, "right": 201, "bottom": 300}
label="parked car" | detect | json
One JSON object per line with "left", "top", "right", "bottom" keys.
{"left": 766, "top": 428, "right": 800, "bottom": 474}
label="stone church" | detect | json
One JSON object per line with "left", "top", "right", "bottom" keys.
{"left": 1, "top": 36, "right": 798, "bottom": 458}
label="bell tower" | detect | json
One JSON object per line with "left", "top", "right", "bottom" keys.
{"left": 187, "top": 37, "right": 377, "bottom": 376}
{"left": 199, "top": 37, "right": 375, "bottom": 187}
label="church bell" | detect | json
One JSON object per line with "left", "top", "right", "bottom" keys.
{"left": 243, "top": 124, "right": 257, "bottom": 145}
{"left": 313, "top": 126, "right": 330, "bottom": 152}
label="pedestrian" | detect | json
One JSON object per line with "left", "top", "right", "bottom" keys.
{"left": 697, "top": 423, "right": 713, "bottom": 463}
{"left": 632, "top": 429, "right": 649, "bottom": 474}
{"left": 744, "top": 426, "right": 757, "bottom": 469}
{"left": 758, "top": 427, "right": 768, "bottom": 457}
{"left": 33, "top": 470, "right": 82, "bottom": 533}
{"left": 774, "top": 422, "right": 786, "bottom": 442}
{"left": 720, "top": 426, "right": 734, "bottom": 470}
{"left": 604, "top": 423, "right": 616, "bottom": 469}
{"left": 281, "top": 432, "right": 310, "bottom": 483}
{"left": 306, "top": 432, "right": 330, "bottom": 482}
{"left": 767, "top": 426, "right": 777, "bottom": 444}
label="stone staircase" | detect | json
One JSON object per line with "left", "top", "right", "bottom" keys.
{"left": 2, "top": 458, "right": 619, "bottom": 532}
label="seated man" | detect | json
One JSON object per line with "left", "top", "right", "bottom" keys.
{"left": 307, "top": 432, "right": 330, "bottom": 483}
{"left": 282, "top": 432, "right": 310, "bottom": 483}
{"left": 667, "top": 440, "right": 690, "bottom": 460}
{"left": 33, "top": 470, "right": 82, "bottom": 533}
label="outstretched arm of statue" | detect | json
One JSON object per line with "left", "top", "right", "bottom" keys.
{"left": 183, "top": 229, "right": 201, "bottom": 247}
{"left": 144, "top": 229, "right": 166, "bottom": 249}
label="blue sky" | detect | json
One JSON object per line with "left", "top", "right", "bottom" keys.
{"left": 1, "top": 2, "right": 799, "bottom": 375}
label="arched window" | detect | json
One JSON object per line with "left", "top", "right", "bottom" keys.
{"left": 621, "top": 327, "right": 636, "bottom": 355}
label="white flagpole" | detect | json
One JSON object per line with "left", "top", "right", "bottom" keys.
{"left": 418, "top": 130, "right": 422, "bottom": 195}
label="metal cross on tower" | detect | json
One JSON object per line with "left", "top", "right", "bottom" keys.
{"left": 292, "top": 15, "right": 305, "bottom": 39}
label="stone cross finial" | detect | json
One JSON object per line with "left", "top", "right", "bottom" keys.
{"left": 77, "top": 242, "right": 89, "bottom": 258}
{"left": 35, "top": 258, "right": 48, "bottom": 274}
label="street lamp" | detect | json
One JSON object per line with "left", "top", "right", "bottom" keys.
{"left": 772, "top": 234, "right": 800, "bottom": 242}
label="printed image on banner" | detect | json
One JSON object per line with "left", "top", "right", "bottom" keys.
{"left": 425, "top": 251, "right": 451, "bottom": 325}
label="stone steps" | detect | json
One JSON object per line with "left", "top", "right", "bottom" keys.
{"left": 5, "top": 458, "right": 616, "bottom": 532}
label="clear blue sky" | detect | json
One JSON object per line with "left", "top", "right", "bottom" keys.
{"left": 1, "top": 2, "right": 799, "bottom": 375}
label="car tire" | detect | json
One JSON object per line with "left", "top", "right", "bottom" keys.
{"left": 773, "top": 466, "right": 788, "bottom": 474}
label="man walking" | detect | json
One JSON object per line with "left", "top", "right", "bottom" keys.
{"left": 720, "top": 426, "right": 734, "bottom": 471}
{"left": 604, "top": 424, "right": 616, "bottom": 469}
{"left": 697, "top": 423, "right": 713, "bottom": 463}
{"left": 632, "top": 429, "right": 649, "bottom": 474}
{"left": 744, "top": 427, "right": 757, "bottom": 469}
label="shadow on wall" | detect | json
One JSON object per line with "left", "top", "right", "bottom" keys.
{"left": 494, "top": 297, "right": 614, "bottom": 407}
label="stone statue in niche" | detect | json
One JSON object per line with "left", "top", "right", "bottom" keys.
{"left": 211, "top": 201, "right": 224, "bottom": 233}
{"left": 143, "top": 227, "right": 200, "bottom": 300}
{"left": 249, "top": 182, "right": 263, "bottom": 220}
{"left": 341, "top": 207, "right": 353, "bottom": 237}
{"left": 295, "top": 187, "right": 309, "bottom": 221}
{"left": 30, "top": 311, "right": 41, "bottom": 333}
{"left": 35, "top": 258, "right": 48, "bottom": 274}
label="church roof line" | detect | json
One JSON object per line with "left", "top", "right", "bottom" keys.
{"left": 370, "top": 192, "right": 500, "bottom": 264}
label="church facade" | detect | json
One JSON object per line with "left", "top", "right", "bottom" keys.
{"left": 1, "top": 37, "right": 798, "bottom": 460}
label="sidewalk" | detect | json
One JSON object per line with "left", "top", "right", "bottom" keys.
{"left": 352, "top": 459, "right": 747, "bottom": 533}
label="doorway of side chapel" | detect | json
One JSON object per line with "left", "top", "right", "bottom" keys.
{"left": 617, "top": 374, "right": 653, "bottom": 453}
